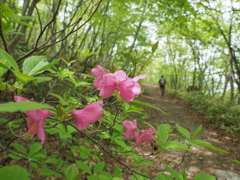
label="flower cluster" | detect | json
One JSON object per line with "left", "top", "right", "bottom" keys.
{"left": 91, "top": 65, "right": 147, "bottom": 101}
{"left": 14, "top": 65, "right": 148, "bottom": 145}
{"left": 122, "top": 119, "right": 157, "bottom": 146}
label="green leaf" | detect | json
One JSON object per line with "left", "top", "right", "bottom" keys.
{"left": 193, "top": 173, "right": 216, "bottom": 180}
{"left": 76, "top": 161, "right": 92, "bottom": 175}
{"left": 191, "top": 139, "right": 211, "bottom": 146}
{"left": 70, "top": 146, "right": 93, "bottom": 159}
{"left": 157, "top": 124, "right": 171, "bottom": 145}
{"left": 44, "top": 158, "right": 59, "bottom": 164}
{"left": 12, "top": 143, "right": 27, "bottom": 155}
{"left": 181, "top": 167, "right": 187, "bottom": 180}
{"left": 29, "top": 143, "right": 42, "bottom": 156}
{"left": 199, "top": 144, "right": 229, "bottom": 153}
{"left": 0, "top": 82, "right": 6, "bottom": 90}
{"left": 8, "top": 153, "right": 22, "bottom": 160}
{"left": 191, "top": 125, "right": 202, "bottom": 140}
{"left": 23, "top": 56, "right": 48, "bottom": 75}
{"left": 114, "top": 167, "right": 122, "bottom": 177}
{"left": 0, "top": 49, "right": 19, "bottom": 72}
{"left": 94, "top": 162, "right": 104, "bottom": 174}
{"left": 176, "top": 125, "right": 190, "bottom": 141}
{"left": 152, "top": 41, "right": 159, "bottom": 53}
{"left": 131, "top": 100, "right": 166, "bottom": 114}
{"left": 154, "top": 173, "right": 173, "bottom": 180}
{"left": 33, "top": 77, "right": 52, "bottom": 83}
{"left": 7, "top": 83, "right": 16, "bottom": 91}
{"left": 0, "top": 101, "right": 55, "bottom": 112}
{"left": 39, "top": 168, "right": 57, "bottom": 176}
{"left": 233, "top": 160, "right": 240, "bottom": 164}
{"left": 166, "top": 166, "right": 183, "bottom": 180}
{"left": 64, "top": 164, "right": 79, "bottom": 180}
{"left": 113, "top": 178, "right": 124, "bottom": 180}
{"left": 14, "top": 20, "right": 35, "bottom": 28}
{"left": 34, "top": 58, "right": 61, "bottom": 75}
{"left": 87, "top": 176, "right": 98, "bottom": 180}
{"left": 13, "top": 71, "right": 36, "bottom": 82}
{"left": 0, "top": 165, "right": 30, "bottom": 180}
{"left": 163, "top": 141, "right": 190, "bottom": 151}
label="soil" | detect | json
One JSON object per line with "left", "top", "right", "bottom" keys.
{"left": 132, "top": 83, "right": 240, "bottom": 179}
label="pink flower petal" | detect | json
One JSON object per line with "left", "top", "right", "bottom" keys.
{"left": 117, "top": 78, "right": 135, "bottom": 101}
{"left": 14, "top": 95, "right": 30, "bottom": 102}
{"left": 26, "top": 109, "right": 51, "bottom": 121}
{"left": 91, "top": 65, "right": 107, "bottom": 78}
{"left": 114, "top": 70, "right": 128, "bottom": 81}
{"left": 133, "top": 75, "right": 147, "bottom": 82}
{"left": 136, "top": 129, "right": 157, "bottom": 146}
{"left": 14, "top": 95, "right": 50, "bottom": 144}
{"left": 122, "top": 120, "right": 139, "bottom": 139}
{"left": 72, "top": 101, "right": 103, "bottom": 130}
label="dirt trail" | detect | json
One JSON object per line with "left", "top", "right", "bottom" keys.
{"left": 135, "top": 83, "right": 240, "bottom": 179}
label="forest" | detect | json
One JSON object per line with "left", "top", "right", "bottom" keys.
{"left": 0, "top": 0, "right": 240, "bottom": 179}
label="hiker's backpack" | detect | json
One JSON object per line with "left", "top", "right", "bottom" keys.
{"left": 159, "top": 78, "right": 165, "bottom": 85}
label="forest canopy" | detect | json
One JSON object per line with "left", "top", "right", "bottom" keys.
{"left": 1, "top": 0, "right": 240, "bottom": 103}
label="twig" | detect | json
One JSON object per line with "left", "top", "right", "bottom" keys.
{"left": 0, "top": 144, "right": 63, "bottom": 175}
{"left": 67, "top": 122, "right": 151, "bottom": 179}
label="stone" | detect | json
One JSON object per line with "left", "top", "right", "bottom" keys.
{"left": 215, "top": 170, "right": 240, "bottom": 180}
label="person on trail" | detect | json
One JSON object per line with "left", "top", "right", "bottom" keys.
{"left": 158, "top": 75, "right": 166, "bottom": 96}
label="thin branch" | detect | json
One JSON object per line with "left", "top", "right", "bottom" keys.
{"left": 0, "top": 16, "right": 8, "bottom": 52}
{"left": 0, "top": 144, "right": 63, "bottom": 175}
{"left": 16, "top": 0, "right": 103, "bottom": 63}
{"left": 35, "top": 0, "right": 62, "bottom": 49}
{"left": 67, "top": 122, "right": 151, "bottom": 179}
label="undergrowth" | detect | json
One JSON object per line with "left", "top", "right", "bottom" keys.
{"left": 169, "top": 89, "right": 240, "bottom": 133}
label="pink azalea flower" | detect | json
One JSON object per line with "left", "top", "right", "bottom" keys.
{"left": 72, "top": 100, "right": 103, "bottom": 130}
{"left": 122, "top": 119, "right": 139, "bottom": 139}
{"left": 14, "top": 95, "right": 51, "bottom": 144}
{"left": 136, "top": 129, "right": 157, "bottom": 146}
{"left": 91, "top": 65, "right": 108, "bottom": 78}
{"left": 91, "top": 65, "right": 147, "bottom": 101}
{"left": 25, "top": 109, "right": 51, "bottom": 144}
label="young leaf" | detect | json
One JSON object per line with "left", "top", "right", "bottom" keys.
{"left": 0, "top": 165, "right": 30, "bottom": 180}
{"left": 93, "top": 162, "right": 105, "bottom": 174}
{"left": 163, "top": 141, "right": 191, "bottom": 151}
{"left": 152, "top": 41, "right": 159, "bottom": 53}
{"left": 8, "top": 154, "right": 22, "bottom": 160}
{"left": 0, "top": 101, "right": 55, "bottom": 112}
{"left": 12, "top": 143, "right": 27, "bottom": 155}
{"left": 23, "top": 56, "right": 48, "bottom": 76}
{"left": 64, "top": 164, "right": 79, "bottom": 180}
{"left": 34, "top": 58, "right": 61, "bottom": 75}
{"left": 233, "top": 160, "right": 240, "bottom": 164}
{"left": 154, "top": 173, "right": 173, "bottom": 180}
{"left": 193, "top": 173, "right": 215, "bottom": 180}
{"left": 131, "top": 100, "right": 166, "bottom": 114}
{"left": 199, "top": 144, "right": 229, "bottom": 153}
{"left": 29, "top": 143, "right": 42, "bottom": 157}
{"left": 157, "top": 124, "right": 171, "bottom": 145}
{"left": 114, "top": 167, "right": 122, "bottom": 177}
{"left": 13, "top": 71, "right": 36, "bottom": 82}
{"left": 0, "top": 49, "right": 19, "bottom": 72}
{"left": 176, "top": 125, "right": 191, "bottom": 141}
{"left": 166, "top": 166, "right": 183, "bottom": 180}
{"left": 76, "top": 161, "right": 92, "bottom": 175}
{"left": 191, "top": 125, "right": 202, "bottom": 140}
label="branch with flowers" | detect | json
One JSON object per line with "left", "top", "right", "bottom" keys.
{"left": 0, "top": 50, "right": 226, "bottom": 180}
